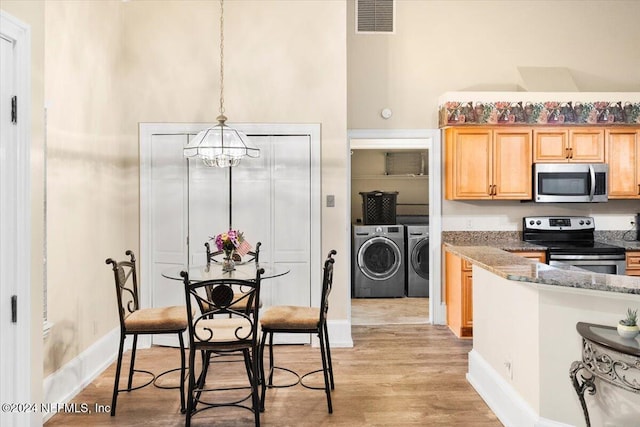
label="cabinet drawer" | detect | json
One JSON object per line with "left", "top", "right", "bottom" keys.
{"left": 512, "top": 251, "right": 547, "bottom": 263}
{"left": 627, "top": 252, "right": 640, "bottom": 270}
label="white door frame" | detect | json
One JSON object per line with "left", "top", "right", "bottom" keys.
{"left": 139, "top": 123, "right": 322, "bottom": 345}
{"left": 0, "top": 10, "right": 32, "bottom": 426}
{"left": 347, "top": 128, "right": 445, "bottom": 325}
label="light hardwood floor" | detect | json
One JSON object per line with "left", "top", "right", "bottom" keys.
{"left": 45, "top": 299, "right": 501, "bottom": 426}
{"left": 352, "top": 297, "right": 429, "bottom": 325}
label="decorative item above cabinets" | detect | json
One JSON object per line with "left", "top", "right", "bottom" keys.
{"left": 439, "top": 98, "right": 640, "bottom": 127}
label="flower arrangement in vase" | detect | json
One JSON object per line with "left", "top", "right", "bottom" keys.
{"left": 212, "top": 229, "right": 246, "bottom": 272}
{"left": 617, "top": 308, "right": 639, "bottom": 339}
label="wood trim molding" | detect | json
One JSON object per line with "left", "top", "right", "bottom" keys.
{"left": 347, "top": 128, "right": 444, "bottom": 326}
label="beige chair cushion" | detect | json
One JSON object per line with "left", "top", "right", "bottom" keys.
{"left": 124, "top": 305, "right": 188, "bottom": 332}
{"left": 192, "top": 317, "right": 258, "bottom": 349}
{"left": 260, "top": 306, "right": 320, "bottom": 330}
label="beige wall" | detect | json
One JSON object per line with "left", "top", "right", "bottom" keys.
{"left": 36, "top": 0, "right": 347, "bottom": 380}
{"left": 43, "top": 0, "right": 127, "bottom": 375}
{"left": 121, "top": 0, "right": 348, "bottom": 316}
{"left": 1, "top": 0, "right": 45, "bottom": 412}
{"left": 347, "top": 0, "right": 640, "bottom": 130}
{"left": 347, "top": 0, "right": 640, "bottom": 231}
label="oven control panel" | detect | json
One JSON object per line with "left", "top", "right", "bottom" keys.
{"left": 523, "top": 216, "right": 595, "bottom": 231}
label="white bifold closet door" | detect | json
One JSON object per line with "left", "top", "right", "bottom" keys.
{"left": 148, "top": 131, "right": 313, "bottom": 346}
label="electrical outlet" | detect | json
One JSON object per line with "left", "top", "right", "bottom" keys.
{"left": 466, "top": 219, "right": 473, "bottom": 230}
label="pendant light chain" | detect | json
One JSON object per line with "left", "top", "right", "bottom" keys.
{"left": 219, "top": 0, "right": 225, "bottom": 117}
{"left": 183, "top": 0, "right": 259, "bottom": 167}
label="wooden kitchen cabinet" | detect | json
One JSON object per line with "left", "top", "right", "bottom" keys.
{"left": 445, "top": 250, "right": 473, "bottom": 338}
{"left": 607, "top": 128, "right": 640, "bottom": 199}
{"left": 533, "top": 128, "right": 605, "bottom": 163}
{"left": 626, "top": 251, "right": 640, "bottom": 276}
{"left": 511, "top": 250, "right": 546, "bottom": 263}
{"left": 445, "top": 127, "right": 532, "bottom": 200}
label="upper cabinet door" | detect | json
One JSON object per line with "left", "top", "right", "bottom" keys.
{"left": 533, "top": 128, "right": 605, "bottom": 163}
{"left": 445, "top": 128, "right": 492, "bottom": 199}
{"left": 569, "top": 128, "right": 605, "bottom": 162}
{"left": 607, "top": 129, "right": 640, "bottom": 199}
{"left": 533, "top": 129, "right": 569, "bottom": 162}
{"left": 493, "top": 129, "right": 532, "bottom": 199}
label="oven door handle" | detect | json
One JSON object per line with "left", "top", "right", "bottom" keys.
{"left": 549, "top": 254, "right": 626, "bottom": 261}
{"left": 588, "top": 164, "right": 596, "bottom": 202}
{"left": 548, "top": 259, "right": 626, "bottom": 275}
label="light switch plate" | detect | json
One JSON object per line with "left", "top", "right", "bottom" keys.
{"left": 326, "top": 195, "right": 335, "bottom": 207}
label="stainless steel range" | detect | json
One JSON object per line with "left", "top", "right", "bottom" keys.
{"left": 522, "top": 216, "right": 626, "bottom": 275}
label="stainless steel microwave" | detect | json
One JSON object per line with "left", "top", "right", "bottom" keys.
{"left": 533, "top": 163, "right": 608, "bottom": 203}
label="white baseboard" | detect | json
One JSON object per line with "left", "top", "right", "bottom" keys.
{"left": 328, "top": 319, "right": 353, "bottom": 348}
{"left": 467, "top": 349, "right": 574, "bottom": 427}
{"left": 42, "top": 327, "right": 121, "bottom": 422}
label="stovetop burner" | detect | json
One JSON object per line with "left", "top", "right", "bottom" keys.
{"left": 543, "top": 241, "right": 626, "bottom": 255}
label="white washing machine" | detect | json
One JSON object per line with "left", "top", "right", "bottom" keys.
{"left": 352, "top": 225, "right": 405, "bottom": 298}
{"left": 406, "top": 225, "right": 429, "bottom": 297}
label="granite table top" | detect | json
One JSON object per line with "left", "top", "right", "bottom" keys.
{"left": 443, "top": 243, "right": 640, "bottom": 295}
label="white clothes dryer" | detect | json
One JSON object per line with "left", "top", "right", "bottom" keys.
{"left": 352, "top": 225, "right": 405, "bottom": 298}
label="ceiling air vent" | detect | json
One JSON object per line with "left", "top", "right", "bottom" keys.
{"left": 356, "top": 0, "right": 394, "bottom": 34}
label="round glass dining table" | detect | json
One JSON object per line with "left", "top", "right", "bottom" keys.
{"left": 161, "top": 262, "right": 290, "bottom": 282}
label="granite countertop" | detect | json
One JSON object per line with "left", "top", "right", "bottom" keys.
{"left": 442, "top": 231, "right": 640, "bottom": 251}
{"left": 599, "top": 239, "right": 640, "bottom": 251}
{"left": 441, "top": 231, "right": 547, "bottom": 251}
{"left": 443, "top": 244, "right": 640, "bottom": 295}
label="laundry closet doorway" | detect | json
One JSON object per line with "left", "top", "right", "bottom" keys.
{"left": 139, "top": 123, "right": 321, "bottom": 346}
{"left": 348, "top": 130, "right": 444, "bottom": 327}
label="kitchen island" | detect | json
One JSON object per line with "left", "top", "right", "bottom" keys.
{"left": 445, "top": 244, "right": 640, "bottom": 427}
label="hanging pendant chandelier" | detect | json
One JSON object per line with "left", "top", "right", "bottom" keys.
{"left": 184, "top": 0, "right": 259, "bottom": 167}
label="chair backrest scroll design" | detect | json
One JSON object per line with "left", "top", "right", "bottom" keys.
{"left": 181, "top": 268, "right": 264, "bottom": 346}
{"left": 319, "top": 250, "right": 337, "bottom": 326}
{"left": 105, "top": 250, "right": 140, "bottom": 331}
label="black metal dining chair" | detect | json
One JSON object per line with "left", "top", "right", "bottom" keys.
{"left": 105, "top": 250, "right": 187, "bottom": 416}
{"left": 259, "top": 250, "right": 337, "bottom": 413}
{"left": 204, "top": 241, "right": 263, "bottom": 316}
{"left": 181, "top": 267, "right": 264, "bottom": 427}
